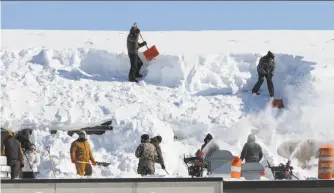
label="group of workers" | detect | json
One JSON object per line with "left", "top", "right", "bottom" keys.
{"left": 1, "top": 130, "right": 40, "bottom": 179}
{"left": 135, "top": 133, "right": 263, "bottom": 176}
{"left": 1, "top": 127, "right": 263, "bottom": 178}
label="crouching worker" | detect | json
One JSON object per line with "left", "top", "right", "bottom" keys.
{"left": 150, "top": 135, "right": 166, "bottom": 170}
{"left": 240, "top": 134, "right": 263, "bottom": 163}
{"left": 135, "top": 134, "right": 158, "bottom": 176}
{"left": 1, "top": 129, "right": 24, "bottom": 179}
{"left": 70, "top": 131, "right": 96, "bottom": 176}
{"left": 22, "top": 144, "right": 40, "bottom": 179}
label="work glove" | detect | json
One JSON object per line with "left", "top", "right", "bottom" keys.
{"left": 161, "top": 163, "right": 166, "bottom": 170}
{"left": 142, "top": 41, "right": 147, "bottom": 46}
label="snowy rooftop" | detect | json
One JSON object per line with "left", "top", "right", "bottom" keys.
{"left": 1, "top": 30, "right": 334, "bottom": 179}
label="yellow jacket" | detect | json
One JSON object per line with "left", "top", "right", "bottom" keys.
{"left": 70, "top": 139, "right": 95, "bottom": 163}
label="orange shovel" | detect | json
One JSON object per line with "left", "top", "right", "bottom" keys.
{"left": 272, "top": 98, "right": 284, "bottom": 108}
{"left": 139, "top": 33, "right": 159, "bottom": 61}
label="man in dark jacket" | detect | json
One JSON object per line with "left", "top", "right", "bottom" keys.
{"left": 240, "top": 134, "right": 263, "bottom": 163}
{"left": 15, "top": 129, "right": 32, "bottom": 151}
{"left": 127, "top": 23, "right": 147, "bottom": 82}
{"left": 150, "top": 136, "right": 165, "bottom": 170}
{"left": 1, "top": 130, "right": 24, "bottom": 179}
{"left": 252, "top": 51, "right": 276, "bottom": 97}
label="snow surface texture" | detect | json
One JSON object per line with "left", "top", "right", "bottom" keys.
{"left": 1, "top": 30, "right": 334, "bottom": 180}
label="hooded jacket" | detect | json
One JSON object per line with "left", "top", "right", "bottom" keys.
{"left": 257, "top": 51, "right": 275, "bottom": 75}
{"left": 23, "top": 145, "right": 40, "bottom": 172}
{"left": 127, "top": 26, "right": 146, "bottom": 55}
{"left": 70, "top": 131, "right": 96, "bottom": 164}
{"left": 240, "top": 134, "right": 263, "bottom": 163}
{"left": 15, "top": 129, "right": 32, "bottom": 150}
{"left": 196, "top": 134, "right": 220, "bottom": 161}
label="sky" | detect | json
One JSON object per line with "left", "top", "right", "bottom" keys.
{"left": 1, "top": 1, "right": 334, "bottom": 31}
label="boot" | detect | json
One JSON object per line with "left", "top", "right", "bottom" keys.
{"left": 128, "top": 77, "right": 138, "bottom": 83}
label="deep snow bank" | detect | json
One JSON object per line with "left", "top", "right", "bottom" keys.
{"left": 1, "top": 30, "right": 334, "bottom": 180}
{"left": 15, "top": 47, "right": 317, "bottom": 95}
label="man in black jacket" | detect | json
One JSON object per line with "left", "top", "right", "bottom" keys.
{"left": 15, "top": 129, "right": 32, "bottom": 151}
{"left": 1, "top": 130, "right": 24, "bottom": 179}
{"left": 240, "top": 134, "right": 263, "bottom": 163}
{"left": 252, "top": 51, "right": 276, "bottom": 97}
{"left": 127, "top": 23, "right": 147, "bottom": 82}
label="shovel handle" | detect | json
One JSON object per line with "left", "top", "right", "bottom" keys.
{"left": 139, "top": 33, "right": 149, "bottom": 50}
{"left": 164, "top": 169, "right": 169, "bottom": 175}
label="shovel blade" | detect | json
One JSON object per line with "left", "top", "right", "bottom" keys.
{"left": 272, "top": 99, "right": 284, "bottom": 108}
{"left": 143, "top": 45, "right": 159, "bottom": 61}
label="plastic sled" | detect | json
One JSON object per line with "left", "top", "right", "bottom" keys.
{"left": 272, "top": 99, "right": 284, "bottom": 108}
{"left": 143, "top": 45, "right": 159, "bottom": 61}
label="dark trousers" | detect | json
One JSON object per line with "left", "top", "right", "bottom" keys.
{"left": 128, "top": 54, "right": 143, "bottom": 80}
{"left": 8, "top": 160, "right": 21, "bottom": 179}
{"left": 252, "top": 72, "right": 274, "bottom": 96}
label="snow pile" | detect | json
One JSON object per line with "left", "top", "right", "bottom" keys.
{"left": 1, "top": 30, "right": 334, "bottom": 180}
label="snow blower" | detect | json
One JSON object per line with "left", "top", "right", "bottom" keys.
{"left": 266, "top": 160, "right": 299, "bottom": 180}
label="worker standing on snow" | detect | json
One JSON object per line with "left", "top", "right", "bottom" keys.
{"left": 150, "top": 135, "right": 166, "bottom": 170}
{"left": 126, "top": 23, "right": 147, "bottom": 83}
{"left": 1, "top": 129, "right": 25, "bottom": 179}
{"left": 22, "top": 144, "right": 40, "bottom": 179}
{"left": 240, "top": 134, "right": 263, "bottom": 163}
{"left": 70, "top": 131, "right": 96, "bottom": 176}
{"left": 195, "top": 133, "right": 220, "bottom": 169}
{"left": 135, "top": 134, "right": 158, "bottom": 176}
{"left": 252, "top": 51, "right": 276, "bottom": 97}
{"left": 195, "top": 133, "right": 219, "bottom": 157}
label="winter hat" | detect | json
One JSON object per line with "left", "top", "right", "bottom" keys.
{"left": 28, "top": 144, "right": 36, "bottom": 150}
{"left": 267, "top": 51, "right": 275, "bottom": 59}
{"left": 141, "top": 134, "right": 150, "bottom": 142}
{"left": 155, "top": 135, "right": 162, "bottom": 143}
{"left": 204, "top": 133, "right": 213, "bottom": 143}
{"left": 132, "top": 22, "right": 138, "bottom": 28}
{"left": 78, "top": 130, "right": 87, "bottom": 139}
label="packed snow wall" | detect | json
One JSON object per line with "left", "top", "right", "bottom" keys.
{"left": 1, "top": 45, "right": 333, "bottom": 179}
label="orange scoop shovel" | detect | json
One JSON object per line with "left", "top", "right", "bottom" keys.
{"left": 140, "top": 33, "right": 159, "bottom": 61}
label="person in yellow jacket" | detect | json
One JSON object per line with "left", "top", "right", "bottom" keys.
{"left": 70, "top": 131, "right": 96, "bottom": 176}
